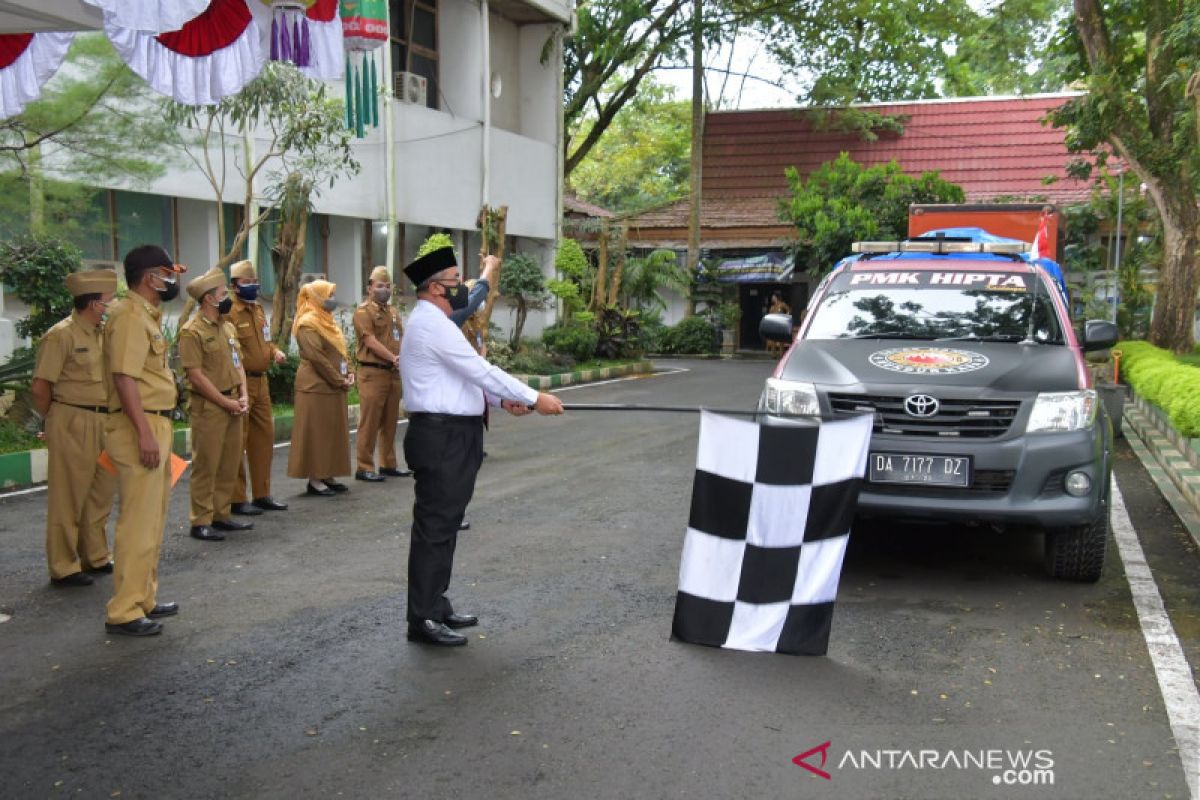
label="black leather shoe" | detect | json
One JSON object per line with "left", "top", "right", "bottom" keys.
{"left": 190, "top": 525, "right": 225, "bottom": 541}
{"left": 253, "top": 496, "right": 288, "bottom": 511}
{"left": 459, "top": 519, "right": 471, "bottom": 531}
{"left": 85, "top": 561, "right": 114, "bottom": 574}
{"left": 321, "top": 479, "right": 349, "bottom": 493}
{"left": 306, "top": 483, "right": 336, "bottom": 497}
{"left": 407, "top": 620, "right": 467, "bottom": 646}
{"left": 379, "top": 467, "right": 412, "bottom": 477}
{"left": 231, "top": 502, "right": 263, "bottom": 516}
{"left": 444, "top": 612, "right": 478, "bottom": 629}
{"left": 147, "top": 602, "right": 179, "bottom": 619}
{"left": 213, "top": 518, "right": 253, "bottom": 531}
{"left": 105, "top": 617, "right": 162, "bottom": 636}
{"left": 355, "top": 470, "right": 385, "bottom": 482}
{"left": 51, "top": 571, "right": 94, "bottom": 587}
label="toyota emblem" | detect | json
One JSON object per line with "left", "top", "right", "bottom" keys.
{"left": 904, "top": 394, "right": 940, "bottom": 417}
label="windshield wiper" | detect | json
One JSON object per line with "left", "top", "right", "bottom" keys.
{"left": 844, "top": 332, "right": 935, "bottom": 340}
{"left": 936, "top": 334, "right": 1026, "bottom": 343}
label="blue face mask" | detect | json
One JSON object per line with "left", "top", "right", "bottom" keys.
{"left": 236, "top": 283, "right": 260, "bottom": 302}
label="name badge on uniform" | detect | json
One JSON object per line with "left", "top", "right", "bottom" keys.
{"left": 230, "top": 338, "right": 241, "bottom": 368}
{"left": 262, "top": 323, "right": 271, "bottom": 340}
{"left": 339, "top": 360, "right": 348, "bottom": 376}
{"left": 393, "top": 326, "right": 400, "bottom": 341}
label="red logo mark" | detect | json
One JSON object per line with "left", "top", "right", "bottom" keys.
{"left": 793, "top": 741, "right": 832, "bottom": 780}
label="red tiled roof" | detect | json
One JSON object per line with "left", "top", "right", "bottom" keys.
{"left": 563, "top": 194, "right": 615, "bottom": 218}
{"left": 624, "top": 94, "right": 1095, "bottom": 244}
{"left": 703, "top": 94, "right": 1093, "bottom": 204}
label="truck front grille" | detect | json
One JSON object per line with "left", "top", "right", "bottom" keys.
{"left": 829, "top": 393, "right": 1021, "bottom": 438}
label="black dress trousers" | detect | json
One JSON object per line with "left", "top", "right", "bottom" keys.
{"left": 403, "top": 414, "right": 484, "bottom": 623}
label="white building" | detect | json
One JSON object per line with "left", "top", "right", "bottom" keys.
{"left": 0, "top": 0, "right": 573, "bottom": 356}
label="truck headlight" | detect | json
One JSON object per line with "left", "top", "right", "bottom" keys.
{"left": 762, "top": 378, "right": 820, "bottom": 416}
{"left": 1026, "top": 390, "right": 1098, "bottom": 433}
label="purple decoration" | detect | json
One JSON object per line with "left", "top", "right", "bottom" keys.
{"left": 299, "top": 16, "right": 311, "bottom": 67}
{"left": 280, "top": 11, "right": 292, "bottom": 63}
{"left": 270, "top": 16, "right": 279, "bottom": 61}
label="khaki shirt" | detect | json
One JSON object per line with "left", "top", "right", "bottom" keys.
{"left": 178, "top": 315, "right": 243, "bottom": 394}
{"left": 33, "top": 312, "right": 107, "bottom": 406}
{"left": 224, "top": 296, "right": 277, "bottom": 374}
{"left": 104, "top": 294, "right": 177, "bottom": 412}
{"left": 352, "top": 300, "right": 402, "bottom": 366}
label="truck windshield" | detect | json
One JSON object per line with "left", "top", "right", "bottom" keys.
{"left": 805, "top": 268, "right": 1065, "bottom": 344}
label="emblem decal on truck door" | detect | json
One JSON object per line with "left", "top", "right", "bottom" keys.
{"left": 868, "top": 347, "right": 989, "bottom": 375}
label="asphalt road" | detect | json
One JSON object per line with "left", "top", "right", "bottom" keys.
{"left": 1, "top": 359, "right": 1197, "bottom": 799}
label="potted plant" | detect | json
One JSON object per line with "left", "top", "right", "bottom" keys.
{"left": 718, "top": 302, "right": 741, "bottom": 354}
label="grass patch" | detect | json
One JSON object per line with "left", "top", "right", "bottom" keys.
{"left": 0, "top": 419, "right": 43, "bottom": 455}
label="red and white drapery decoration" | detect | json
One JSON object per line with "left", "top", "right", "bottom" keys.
{"left": 80, "top": 0, "right": 214, "bottom": 34}
{"left": 107, "top": 0, "right": 264, "bottom": 106}
{"left": 0, "top": 32, "right": 75, "bottom": 119}
{"left": 0, "top": 0, "right": 346, "bottom": 118}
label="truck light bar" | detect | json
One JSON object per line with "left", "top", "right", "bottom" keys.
{"left": 852, "top": 240, "right": 1029, "bottom": 255}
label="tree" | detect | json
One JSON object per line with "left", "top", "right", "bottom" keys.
{"left": 1049, "top": 0, "right": 1200, "bottom": 353}
{"left": 163, "top": 62, "right": 360, "bottom": 344}
{"left": 619, "top": 249, "right": 689, "bottom": 311}
{"left": 0, "top": 236, "right": 82, "bottom": 340}
{"left": 568, "top": 79, "right": 690, "bottom": 213}
{"left": 0, "top": 34, "right": 174, "bottom": 238}
{"left": 548, "top": 237, "right": 591, "bottom": 316}
{"left": 498, "top": 253, "right": 548, "bottom": 348}
{"left": 780, "top": 153, "right": 965, "bottom": 272}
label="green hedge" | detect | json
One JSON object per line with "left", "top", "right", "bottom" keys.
{"left": 1118, "top": 340, "right": 1200, "bottom": 436}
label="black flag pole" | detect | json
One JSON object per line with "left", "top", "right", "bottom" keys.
{"left": 557, "top": 403, "right": 846, "bottom": 421}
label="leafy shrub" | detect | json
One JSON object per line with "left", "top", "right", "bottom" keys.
{"left": 594, "top": 306, "right": 643, "bottom": 359}
{"left": 268, "top": 352, "right": 301, "bottom": 405}
{"left": 0, "top": 235, "right": 83, "bottom": 340}
{"left": 417, "top": 232, "right": 455, "bottom": 258}
{"left": 1117, "top": 340, "right": 1200, "bottom": 436}
{"left": 542, "top": 322, "right": 598, "bottom": 361}
{"left": 661, "top": 316, "right": 719, "bottom": 355}
{"left": 638, "top": 319, "right": 668, "bottom": 353}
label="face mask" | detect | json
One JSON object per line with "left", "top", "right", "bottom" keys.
{"left": 216, "top": 296, "right": 233, "bottom": 315}
{"left": 154, "top": 273, "right": 180, "bottom": 302}
{"left": 322, "top": 297, "right": 338, "bottom": 311}
{"left": 372, "top": 287, "right": 392, "bottom": 304}
{"left": 235, "top": 283, "right": 260, "bottom": 302}
{"left": 441, "top": 282, "right": 468, "bottom": 311}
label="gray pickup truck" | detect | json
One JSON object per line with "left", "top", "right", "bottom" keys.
{"left": 759, "top": 239, "right": 1118, "bottom": 581}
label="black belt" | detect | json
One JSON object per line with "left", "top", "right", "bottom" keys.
{"left": 57, "top": 401, "right": 109, "bottom": 414}
{"left": 408, "top": 412, "right": 483, "bottom": 426}
{"left": 110, "top": 408, "right": 174, "bottom": 418}
{"left": 190, "top": 388, "right": 238, "bottom": 397}
{"left": 359, "top": 361, "right": 396, "bottom": 371}
{"left": 246, "top": 371, "right": 266, "bottom": 378}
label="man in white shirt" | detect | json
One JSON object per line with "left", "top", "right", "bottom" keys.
{"left": 400, "top": 246, "right": 564, "bottom": 646}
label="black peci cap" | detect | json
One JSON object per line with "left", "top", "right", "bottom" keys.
{"left": 403, "top": 246, "right": 458, "bottom": 287}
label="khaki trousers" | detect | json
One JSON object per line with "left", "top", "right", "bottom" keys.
{"left": 44, "top": 403, "right": 116, "bottom": 579}
{"left": 105, "top": 413, "right": 173, "bottom": 625}
{"left": 233, "top": 374, "right": 274, "bottom": 503}
{"left": 355, "top": 366, "right": 401, "bottom": 472}
{"left": 189, "top": 394, "right": 244, "bottom": 525}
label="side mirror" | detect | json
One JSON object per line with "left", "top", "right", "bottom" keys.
{"left": 760, "top": 313, "right": 794, "bottom": 343}
{"left": 1082, "top": 320, "right": 1118, "bottom": 352}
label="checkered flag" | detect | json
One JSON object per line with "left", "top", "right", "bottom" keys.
{"left": 672, "top": 411, "right": 872, "bottom": 655}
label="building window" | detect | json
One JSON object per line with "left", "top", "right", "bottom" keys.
{"left": 390, "top": 0, "right": 439, "bottom": 110}
{"left": 114, "top": 191, "right": 174, "bottom": 260}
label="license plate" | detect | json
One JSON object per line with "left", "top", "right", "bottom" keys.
{"left": 869, "top": 453, "right": 971, "bottom": 487}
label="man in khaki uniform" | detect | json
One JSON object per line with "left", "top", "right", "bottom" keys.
{"left": 179, "top": 267, "right": 251, "bottom": 542}
{"left": 225, "top": 260, "right": 289, "bottom": 516}
{"left": 31, "top": 269, "right": 119, "bottom": 587}
{"left": 104, "top": 245, "right": 186, "bottom": 637}
{"left": 352, "top": 265, "right": 411, "bottom": 482}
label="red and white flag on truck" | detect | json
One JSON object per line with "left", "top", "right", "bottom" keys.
{"left": 1030, "top": 214, "right": 1051, "bottom": 260}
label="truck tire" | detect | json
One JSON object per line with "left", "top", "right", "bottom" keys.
{"left": 1043, "top": 502, "right": 1109, "bottom": 583}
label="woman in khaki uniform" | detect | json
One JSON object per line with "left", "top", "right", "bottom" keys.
{"left": 287, "top": 280, "right": 354, "bottom": 496}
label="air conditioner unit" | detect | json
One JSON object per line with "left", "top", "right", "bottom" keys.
{"left": 395, "top": 71, "right": 428, "bottom": 106}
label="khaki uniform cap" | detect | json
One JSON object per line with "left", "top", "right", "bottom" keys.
{"left": 369, "top": 265, "right": 391, "bottom": 284}
{"left": 187, "top": 266, "right": 227, "bottom": 300}
{"left": 230, "top": 260, "right": 256, "bottom": 281}
{"left": 65, "top": 269, "right": 118, "bottom": 297}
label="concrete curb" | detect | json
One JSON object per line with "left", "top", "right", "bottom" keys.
{"left": 1124, "top": 394, "right": 1200, "bottom": 547}
{"left": 0, "top": 362, "right": 655, "bottom": 490}
{"left": 515, "top": 360, "right": 653, "bottom": 391}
